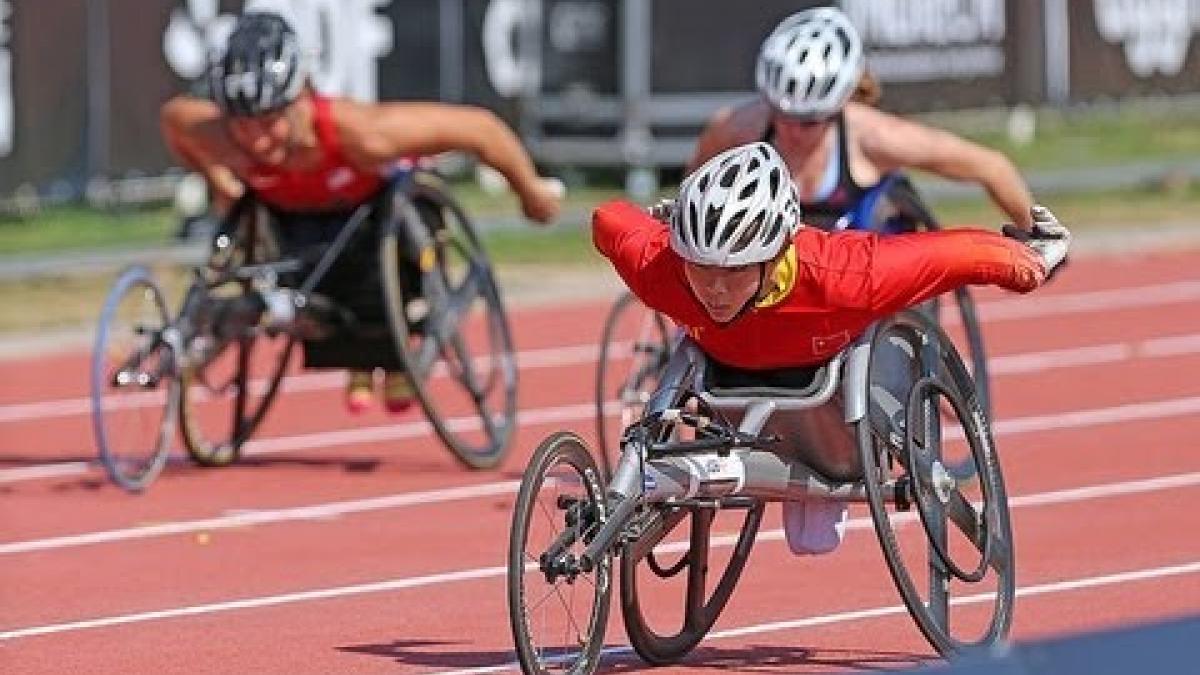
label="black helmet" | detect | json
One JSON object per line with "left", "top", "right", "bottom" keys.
{"left": 209, "top": 12, "right": 307, "bottom": 117}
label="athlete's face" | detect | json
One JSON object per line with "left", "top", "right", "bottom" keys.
{"left": 227, "top": 107, "right": 295, "bottom": 166}
{"left": 683, "top": 261, "right": 763, "bottom": 324}
{"left": 772, "top": 113, "right": 832, "bottom": 150}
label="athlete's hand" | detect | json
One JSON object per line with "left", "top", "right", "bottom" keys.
{"left": 521, "top": 177, "right": 565, "bottom": 225}
{"left": 647, "top": 198, "right": 676, "bottom": 223}
{"left": 1002, "top": 205, "right": 1070, "bottom": 281}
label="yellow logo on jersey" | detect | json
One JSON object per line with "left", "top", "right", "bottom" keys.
{"left": 756, "top": 244, "right": 798, "bottom": 309}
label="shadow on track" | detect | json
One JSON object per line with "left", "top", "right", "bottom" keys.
{"left": 337, "top": 639, "right": 934, "bottom": 672}
{"left": 615, "top": 644, "right": 936, "bottom": 672}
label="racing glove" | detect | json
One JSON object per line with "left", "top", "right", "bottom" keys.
{"left": 647, "top": 198, "right": 676, "bottom": 223}
{"left": 1002, "top": 205, "right": 1070, "bottom": 281}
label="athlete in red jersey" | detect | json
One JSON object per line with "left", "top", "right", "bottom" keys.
{"left": 160, "top": 12, "right": 562, "bottom": 413}
{"left": 594, "top": 147, "right": 1066, "bottom": 372}
{"left": 595, "top": 199, "right": 1046, "bottom": 370}
{"left": 597, "top": 142, "right": 1068, "bottom": 555}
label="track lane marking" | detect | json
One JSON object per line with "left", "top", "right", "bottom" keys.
{"left": 7, "top": 327, "right": 1200, "bottom": 485}
{"left": 435, "top": 560, "right": 1200, "bottom": 675}
{"left": 1, "top": 470, "right": 1197, "bottom": 639}
{"left": 7, "top": 277, "right": 1200, "bottom": 424}
{"left": 5, "top": 384, "right": 1200, "bottom": 552}
{"left": 0, "top": 342, "right": 610, "bottom": 424}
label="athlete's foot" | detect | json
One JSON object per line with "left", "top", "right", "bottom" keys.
{"left": 383, "top": 371, "right": 415, "bottom": 414}
{"left": 345, "top": 370, "right": 375, "bottom": 414}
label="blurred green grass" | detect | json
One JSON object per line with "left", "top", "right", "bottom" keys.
{"left": 0, "top": 207, "right": 176, "bottom": 256}
{"left": 5, "top": 103, "right": 1200, "bottom": 260}
{"left": 952, "top": 106, "right": 1200, "bottom": 171}
{"left": 4, "top": 182, "right": 1200, "bottom": 335}
{"left": 5, "top": 181, "right": 1200, "bottom": 266}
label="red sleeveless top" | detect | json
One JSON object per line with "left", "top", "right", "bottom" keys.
{"left": 242, "top": 94, "right": 384, "bottom": 213}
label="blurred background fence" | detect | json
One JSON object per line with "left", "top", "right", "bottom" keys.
{"left": 5, "top": 0, "right": 1200, "bottom": 208}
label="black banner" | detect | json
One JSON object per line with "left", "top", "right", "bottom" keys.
{"left": 0, "top": 0, "right": 87, "bottom": 196}
{"left": 650, "top": 0, "right": 822, "bottom": 94}
{"left": 7, "top": 0, "right": 1200, "bottom": 199}
{"left": 843, "top": 0, "right": 1031, "bottom": 113}
{"left": 1068, "top": 0, "right": 1200, "bottom": 100}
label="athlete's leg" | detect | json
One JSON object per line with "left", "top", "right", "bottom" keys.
{"left": 345, "top": 370, "right": 375, "bottom": 414}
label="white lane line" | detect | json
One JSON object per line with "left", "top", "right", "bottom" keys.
{"left": 8, "top": 326, "right": 1200, "bottom": 486}
{"left": 2, "top": 468, "right": 1198, "bottom": 642}
{"left": 0, "top": 564, "right": 509, "bottom": 641}
{"left": 0, "top": 399, "right": 602, "bottom": 485}
{"left": 993, "top": 395, "right": 1200, "bottom": 436}
{"left": 0, "top": 342, "right": 610, "bottom": 425}
{"left": 6, "top": 278, "right": 1200, "bottom": 426}
{"left": 6, "top": 378, "right": 1200, "bottom": 553}
{"left": 988, "top": 343, "right": 1130, "bottom": 375}
{"left": 1, "top": 322, "right": 1191, "bottom": 437}
{"left": 966, "top": 279, "right": 1200, "bottom": 323}
{"left": 0, "top": 462, "right": 92, "bottom": 482}
{"left": 18, "top": 345, "right": 1200, "bottom": 492}
{"left": 0, "top": 481, "right": 519, "bottom": 555}
{"left": 655, "top": 471, "right": 1200, "bottom": 554}
{"left": 436, "top": 560, "right": 1200, "bottom": 675}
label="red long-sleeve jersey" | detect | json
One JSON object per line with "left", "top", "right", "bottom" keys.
{"left": 593, "top": 200, "right": 1045, "bottom": 370}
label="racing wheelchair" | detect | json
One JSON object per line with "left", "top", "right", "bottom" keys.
{"left": 90, "top": 168, "right": 517, "bottom": 492}
{"left": 510, "top": 308, "right": 1014, "bottom": 672}
{"left": 594, "top": 173, "right": 992, "bottom": 479}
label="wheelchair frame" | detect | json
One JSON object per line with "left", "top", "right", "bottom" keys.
{"left": 510, "top": 309, "right": 1015, "bottom": 673}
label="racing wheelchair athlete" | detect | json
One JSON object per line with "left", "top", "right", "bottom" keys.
{"left": 594, "top": 7, "right": 1036, "bottom": 477}
{"left": 90, "top": 12, "right": 562, "bottom": 491}
{"left": 508, "top": 142, "right": 1069, "bottom": 672}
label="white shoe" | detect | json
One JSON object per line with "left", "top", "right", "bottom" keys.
{"left": 782, "top": 498, "right": 848, "bottom": 555}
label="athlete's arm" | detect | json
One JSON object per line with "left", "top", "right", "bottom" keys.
{"left": 864, "top": 227, "right": 1048, "bottom": 316}
{"left": 335, "top": 101, "right": 560, "bottom": 224}
{"left": 592, "top": 200, "right": 708, "bottom": 326}
{"left": 688, "top": 99, "right": 771, "bottom": 172}
{"left": 853, "top": 105, "right": 1035, "bottom": 231}
{"left": 159, "top": 96, "right": 246, "bottom": 213}
{"left": 593, "top": 200, "right": 663, "bottom": 300}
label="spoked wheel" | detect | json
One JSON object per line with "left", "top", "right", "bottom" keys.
{"left": 91, "top": 266, "right": 180, "bottom": 492}
{"left": 620, "top": 499, "right": 764, "bottom": 665}
{"left": 857, "top": 310, "right": 1015, "bottom": 656}
{"left": 508, "top": 432, "right": 612, "bottom": 675}
{"left": 594, "top": 291, "right": 672, "bottom": 479}
{"left": 382, "top": 173, "right": 517, "bottom": 470}
{"left": 177, "top": 283, "right": 294, "bottom": 467}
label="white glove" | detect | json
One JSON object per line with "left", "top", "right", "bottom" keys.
{"left": 1002, "top": 205, "right": 1071, "bottom": 279}
{"left": 647, "top": 198, "right": 676, "bottom": 223}
{"left": 542, "top": 177, "right": 567, "bottom": 199}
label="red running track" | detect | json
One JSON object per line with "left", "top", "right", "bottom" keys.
{"left": 2, "top": 248, "right": 1200, "bottom": 673}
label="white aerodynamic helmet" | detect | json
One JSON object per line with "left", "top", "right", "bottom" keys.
{"left": 670, "top": 142, "right": 801, "bottom": 267}
{"left": 755, "top": 7, "right": 865, "bottom": 119}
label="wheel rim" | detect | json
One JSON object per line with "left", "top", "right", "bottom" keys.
{"left": 859, "top": 312, "right": 1015, "bottom": 655}
{"left": 620, "top": 502, "right": 763, "bottom": 665}
{"left": 595, "top": 292, "right": 671, "bottom": 479}
{"left": 383, "top": 181, "right": 517, "bottom": 469}
{"left": 510, "top": 433, "right": 611, "bottom": 674}
{"left": 91, "top": 268, "right": 179, "bottom": 492}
